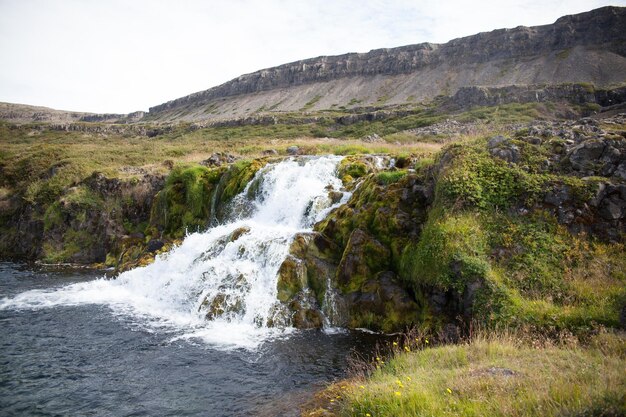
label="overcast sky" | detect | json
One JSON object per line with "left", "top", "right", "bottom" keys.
{"left": 0, "top": 0, "right": 624, "bottom": 113}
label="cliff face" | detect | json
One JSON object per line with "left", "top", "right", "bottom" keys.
{"left": 146, "top": 6, "right": 626, "bottom": 121}
{"left": 1, "top": 7, "right": 624, "bottom": 125}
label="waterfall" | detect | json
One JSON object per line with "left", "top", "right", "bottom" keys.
{"left": 0, "top": 156, "right": 348, "bottom": 349}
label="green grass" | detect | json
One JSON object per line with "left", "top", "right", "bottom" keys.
{"left": 325, "top": 331, "right": 626, "bottom": 417}
{"left": 301, "top": 95, "right": 323, "bottom": 111}
{"left": 377, "top": 170, "right": 407, "bottom": 185}
{"left": 457, "top": 103, "right": 547, "bottom": 124}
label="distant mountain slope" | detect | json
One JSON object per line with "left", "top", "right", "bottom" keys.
{"left": 145, "top": 6, "right": 626, "bottom": 122}
{"left": 0, "top": 102, "right": 145, "bottom": 124}
{"left": 1, "top": 6, "right": 624, "bottom": 125}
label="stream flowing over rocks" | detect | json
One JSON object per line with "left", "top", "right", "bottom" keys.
{"left": 0, "top": 156, "right": 353, "bottom": 348}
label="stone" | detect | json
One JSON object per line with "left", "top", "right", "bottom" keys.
{"left": 228, "top": 226, "right": 250, "bottom": 242}
{"left": 328, "top": 191, "right": 343, "bottom": 204}
{"left": 567, "top": 139, "right": 606, "bottom": 171}
{"left": 200, "top": 152, "right": 237, "bottom": 167}
{"left": 614, "top": 162, "right": 626, "bottom": 180}
{"left": 286, "top": 146, "right": 300, "bottom": 155}
{"left": 599, "top": 198, "right": 623, "bottom": 220}
{"left": 487, "top": 136, "right": 521, "bottom": 163}
{"left": 336, "top": 229, "right": 390, "bottom": 288}
{"left": 362, "top": 133, "right": 384, "bottom": 143}
{"left": 487, "top": 135, "right": 508, "bottom": 148}
{"left": 347, "top": 271, "right": 420, "bottom": 332}
{"left": 522, "top": 136, "right": 542, "bottom": 145}
{"left": 544, "top": 187, "right": 572, "bottom": 206}
{"left": 262, "top": 149, "right": 278, "bottom": 156}
{"left": 276, "top": 255, "right": 307, "bottom": 302}
{"left": 146, "top": 239, "right": 164, "bottom": 253}
{"left": 290, "top": 293, "right": 324, "bottom": 329}
{"left": 490, "top": 145, "right": 521, "bottom": 163}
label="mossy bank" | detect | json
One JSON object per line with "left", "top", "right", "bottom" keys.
{"left": 1, "top": 112, "right": 625, "bottom": 337}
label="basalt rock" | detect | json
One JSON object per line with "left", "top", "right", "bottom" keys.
{"left": 487, "top": 136, "right": 521, "bottom": 164}
{"left": 277, "top": 171, "right": 434, "bottom": 332}
{"left": 565, "top": 137, "right": 626, "bottom": 178}
{"left": 200, "top": 152, "right": 238, "bottom": 167}
{"left": 148, "top": 7, "right": 626, "bottom": 120}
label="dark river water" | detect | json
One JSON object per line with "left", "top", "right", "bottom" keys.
{"left": 0, "top": 263, "right": 380, "bottom": 416}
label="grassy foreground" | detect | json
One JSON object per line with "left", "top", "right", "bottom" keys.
{"left": 306, "top": 330, "right": 626, "bottom": 417}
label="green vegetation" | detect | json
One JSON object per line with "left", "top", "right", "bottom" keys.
{"left": 376, "top": 170, "right": 407, "bottom": 185}
{"left": 314, "top": 330, "right": 625, "bottom": 417}
{"left": 457, "top": 103, "right": 547, "bottom": 124}
{"left": 396, "top": 137, "right": 624, "bottom": 333}
{"left": 301, "top": 95, "right": 323, "bottom": 111}
{"left": 149, "top": 165, "right": 223, "bottom": 238}
{"left": 556, "top": 48, "right": 572, "bottom": 60}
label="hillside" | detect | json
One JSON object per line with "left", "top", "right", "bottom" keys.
{"left": 145, "top": 6, "right": 626, "bottom": 122}
{"left": 1, "top": 7, "right": 624, "bottom": 126}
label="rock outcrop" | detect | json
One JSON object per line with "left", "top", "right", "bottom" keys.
{"left": 146, "top": 6, "right": 626, "bottom": 121}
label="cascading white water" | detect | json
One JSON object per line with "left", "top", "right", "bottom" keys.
{"left": 0, "top": 156, "right": 348, "bottom": 349}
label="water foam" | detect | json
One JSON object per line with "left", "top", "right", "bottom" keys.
{"left": 0, "top": 156, "right": 347, "bottom": 349}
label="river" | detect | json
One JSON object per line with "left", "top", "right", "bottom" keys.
{"left": 0, "top": 156, "right": 382, "bottom": 416}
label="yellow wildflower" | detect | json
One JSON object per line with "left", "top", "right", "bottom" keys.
{"left": 360, "top": 385, "right": 365, "bottom": 389}
{"left": 405, "top": 376, "right": 412, "bottom": 382}
{"left": 446, "top": 388, "right": 452, "bottom": 394}
{"left": 395, "top": 391, "right": 402, "bottom": 397}
{"left": 404, "top": 346, "right": 410, "bottom": 352}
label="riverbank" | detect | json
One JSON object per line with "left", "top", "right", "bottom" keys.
{"left": 303, "top": 328, "right": 626, "bottom": 416}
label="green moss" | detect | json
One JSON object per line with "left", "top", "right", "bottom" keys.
{"left": 338, "top": 158, "right": 368, "bottom": 182}
{"left": 377, "top": 170, "right": 407, "bottom": 185}
{"left": 219, "top": 159, "right": 267, "bottom": 202}
{"left": 42, "top": 229, "right": 96, "bottom": 263}
{"left": 437, "top": 146, "right": 526, "bottom": 209}
{"left": 43, "top": 202, "right": 63, "bottom": 232}
{"left": 150, "top": 164, "right": 224, "bottom": 238}
{"left": 399, "top": 211, "right": 489, "bottom": 292}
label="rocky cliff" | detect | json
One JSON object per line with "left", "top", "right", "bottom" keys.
{"left": 146, "top": 6, "right": 626, "bottom": 121}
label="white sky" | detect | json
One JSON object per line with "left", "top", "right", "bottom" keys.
{"left": 0, "top": 0, "right": 624, "bottom": 113}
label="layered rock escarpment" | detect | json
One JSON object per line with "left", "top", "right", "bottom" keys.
{"left": 2, "top": 7, "right": 624, "bottom": 124}
{"left": 147, "top": 6, "right": 626, "bottom": 121}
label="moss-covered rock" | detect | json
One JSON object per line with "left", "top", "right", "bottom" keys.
{"left": 211, "top": 158, "right": 269, "bottom": 221}
{"left": 347, "top": 271, "right": 420, "bottom": 332}
{"left": 277, "top": 255, "right": 307, "bottom": 302}
{"left": 337, "top": 228, "right": 390, "bottom": 292}
{"left": 276, "top": 171, "right": 434, "bottom": 332}
{"left": 149, "top": 165, "right": 224, "bottom": 238}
